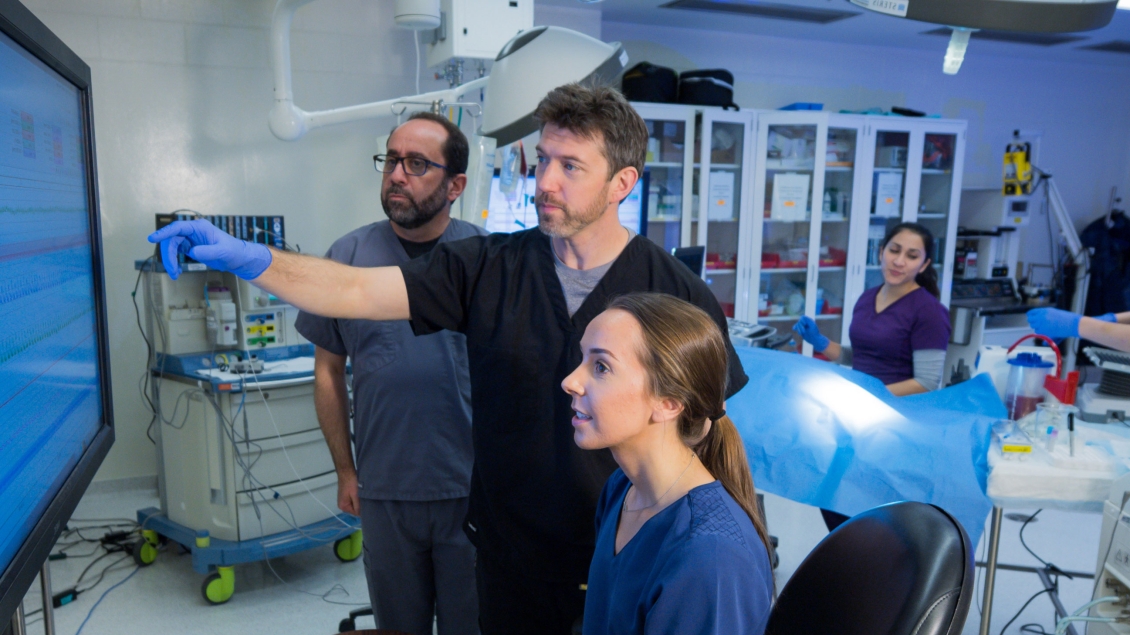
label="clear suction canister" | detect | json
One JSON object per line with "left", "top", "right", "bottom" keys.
{"left": 1004, "top": 352, "right": 1054, "bottom": 421}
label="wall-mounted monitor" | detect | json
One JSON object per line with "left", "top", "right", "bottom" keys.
{"left": 485, "top": 169, "right": 649, "bottom": 236}
{"left": 0, "top": 0, "right": 115, "bottom": 624}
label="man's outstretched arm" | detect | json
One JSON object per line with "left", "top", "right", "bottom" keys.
{"left": 255, "top": 248, "right": 409, "bottom": 321}
{"left": 148, "top": 219, "right": 409, "bottom": 321}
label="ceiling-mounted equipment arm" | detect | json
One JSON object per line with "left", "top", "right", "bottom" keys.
{"left": 268, "top": 0, "right": 488, "bottom": 141}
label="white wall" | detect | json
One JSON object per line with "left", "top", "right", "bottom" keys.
{"left": 604, "top": 21, "right": 1130, "bottom": 236}
{"left": 22, "top": 0, "right": 456, "bottom": 482}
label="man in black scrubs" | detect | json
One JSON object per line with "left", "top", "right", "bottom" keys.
{"left": 149, "top": 84, "right": 749, "bottom": 635}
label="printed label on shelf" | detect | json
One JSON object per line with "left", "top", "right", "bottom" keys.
{"left": 772, "top": 173, "right": 810, "bottom": 221}
{"left": 708, "top": 171, "right": 735, "bottom": 221}
{"left": 874, "top": 172, "right": 903, "bottom": 218}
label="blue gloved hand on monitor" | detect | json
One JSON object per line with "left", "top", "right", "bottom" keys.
{"left": 1026, "top": 307, "right": 1081, "bottom": 340}
{"left": 148, "top": 220, "right": 272, "bottom": 280}
{"left": 792, "top": 315, "right": 829, "bottom": 353}
{"left": 1097, "top": 313, "right": 1118, "bottom": 323}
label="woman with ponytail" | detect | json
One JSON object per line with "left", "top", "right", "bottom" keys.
{"left": 792, "top": 222, "right": 950, "bottom": 398}
{"left": 563, "top": 293, "right": 772, "bottom": 635}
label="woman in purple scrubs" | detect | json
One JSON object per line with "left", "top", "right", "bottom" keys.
{"left": 792, "top": 222, "right": 951, "bottom": 530}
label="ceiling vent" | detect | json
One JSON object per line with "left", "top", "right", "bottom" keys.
{"left": 660, "top": 0, "right": 860, "bottom": 24}
{"left": 1079, "top": 40, "right": 1130, "bottom": 53}
{"left": 922, "top": 27, "right": 1086, "bottom": 46}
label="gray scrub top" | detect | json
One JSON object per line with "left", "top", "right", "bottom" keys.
{"left": 295, "top": 218, "right": 486, "bottom": 501}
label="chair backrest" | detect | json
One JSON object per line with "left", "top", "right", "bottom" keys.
{"left": 765, "top": 501, "right": 974, "bottom": 635}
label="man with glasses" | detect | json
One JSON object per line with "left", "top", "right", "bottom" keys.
{"left": 295, "top": 111, "right": 484, "bottom": 635}
{"left": 149, "top": 84, "right": 745, "bottom": 634}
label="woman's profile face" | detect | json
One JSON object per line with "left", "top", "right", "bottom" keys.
{"left": 881, "top": 229, "right": 930, "bottom": 287}
{"left": 561, "top": 309, "right": 665, "bottom": 451}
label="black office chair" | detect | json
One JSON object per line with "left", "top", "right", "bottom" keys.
{"left": 766, "top": 501, "right": 974, "bottom": 635}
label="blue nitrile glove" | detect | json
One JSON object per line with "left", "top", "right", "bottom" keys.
{"left": 792, "top": 315, "right": 829, "bottom": 352}
{"left": 1097, "top": 313, "right": 1118, "bottom": 323}
{"left": 1027, "top": 307, "right": 1081, "bottom": 339}
{"left": 148, "top": 220, "right": 271, "bottom": 280}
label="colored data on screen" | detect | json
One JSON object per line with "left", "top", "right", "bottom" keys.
{"left": 0, "top": 29, "right": 103, "bottom": 576}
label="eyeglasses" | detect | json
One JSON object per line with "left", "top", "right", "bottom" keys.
{"left": 373, "top": 154, "right": 448, "bottom": 177}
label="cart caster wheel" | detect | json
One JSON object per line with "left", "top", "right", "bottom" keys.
{"left": 201, "top": 566, "right": 235, "bottom": 605}
{"left": 338, "top": 617, "right": 355, "bottom": 632}
{"left": 130, "top": 539, "right": 158, "bottom": 566}
{"left": 334, "top": 531, "right": 363, "bottom": 563}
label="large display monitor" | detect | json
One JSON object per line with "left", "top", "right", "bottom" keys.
{"left": 0, "top": 0, "right": 114, "bottom": 624}
{"left": 486, "top": 169, "right": 649, "bottom": 236}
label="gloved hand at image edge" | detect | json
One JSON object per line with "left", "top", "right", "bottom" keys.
{"left": 1026, "top": 307, "right": 1082, "bottom": 340}
{"left": 792, "top": 315, "right": 829, "bottom": 353}
{"left": 1097, "top": 313, "right": 1118, "bottom": 323}
{"left": 148, "top": 220, "right": 272, "bottom": 280}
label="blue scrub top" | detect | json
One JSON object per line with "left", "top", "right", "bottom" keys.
{"left": 583, "top": 469, "right": 773, "bottom": 635}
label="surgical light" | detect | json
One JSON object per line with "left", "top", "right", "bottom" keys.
{"left": 480, "top": 27, "right": 628, "bottom": 145}
{"left": 849, "top": 0, "right": 1118, "bottom": 74}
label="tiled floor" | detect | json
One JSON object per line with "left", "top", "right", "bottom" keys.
{"left": 11, "top": 485, "right": 1108, "bottom": 635}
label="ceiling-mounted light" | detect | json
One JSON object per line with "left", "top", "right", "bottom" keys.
{"left": 850, "top": 0, "right": 1118, "bottom": 73}
{"left": 480, "top": 26, "right": 628, "bottom": 145}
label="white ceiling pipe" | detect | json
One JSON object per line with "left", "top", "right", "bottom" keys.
{"left": 268, "top": 0, "right": 488, "bottom": 141}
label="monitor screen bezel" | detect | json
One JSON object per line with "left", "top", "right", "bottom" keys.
{"left": 0, "top": 0, "right": 115, "bottom": 624}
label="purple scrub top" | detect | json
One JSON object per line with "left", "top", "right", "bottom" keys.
{"left": 848, "top": 286, "right": 951, "bottom": 385}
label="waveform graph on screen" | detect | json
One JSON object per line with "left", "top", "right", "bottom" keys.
{"left": 0, "top": 32, "right": 104, "bottom": 576}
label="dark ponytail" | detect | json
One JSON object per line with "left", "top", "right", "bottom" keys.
{"left": 881, "top": 222, "right": 940, "bottom": 298}
{"left": 606, "top": 293, "right": 772, "bottom": 560}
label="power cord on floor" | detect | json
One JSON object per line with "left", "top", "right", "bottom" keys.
{"left": 998, "top": 587, "right": 1056, "bottom": 635}
{"left": 1019, "top": 510, "right": 1074, "bottom": 579}
{"left": 72, "top": 565, "right": 140, "bottom": 635}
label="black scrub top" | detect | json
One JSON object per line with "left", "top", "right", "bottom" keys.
{"left": 399, "top": 229, "right": 749, "bottom": 582}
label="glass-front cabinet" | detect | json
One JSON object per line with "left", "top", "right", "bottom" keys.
{"left": 632, "top": 103, "right": 696, "bottom": 253}
{"left": 747, "top": 112, "right": 867, "bottom": 356}
{"left": 631, "top": 106, "right": 966, "bottom": 357}
{"left": 633, "top": 104, "right": 755, "bottom": 318}
{"left": 697, "top": 109, "right": 754, "bottom": 318}
{"left": 861, "top": 121, "right": 965, "bottom": 306}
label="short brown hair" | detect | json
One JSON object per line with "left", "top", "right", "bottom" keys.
{"left": 533, "top": 83, "right": 647, "bottom": 180}
{"left": 391, "top": 111, "right": 469, "bottom": 175}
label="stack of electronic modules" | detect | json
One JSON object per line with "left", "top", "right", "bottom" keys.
{"left": 155, "top": 212, "right": 286, "bottom": 250}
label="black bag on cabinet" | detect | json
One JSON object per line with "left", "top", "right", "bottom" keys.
{"left": 621, "top": 62, "right": 678, "bottom": 103}
{"left": 677, "top": 69, "right": 737, "bottom": 109}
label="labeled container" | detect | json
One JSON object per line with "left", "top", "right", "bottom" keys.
{"left": 991, "top": 420, "right": 1032, "bottom": 460}
{"left": 1004, "top": 352, "right": 1054, "bottom": 421}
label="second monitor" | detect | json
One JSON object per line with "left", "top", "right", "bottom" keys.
{"left": 486, "top": 169, "right": 649, "bottom": 236}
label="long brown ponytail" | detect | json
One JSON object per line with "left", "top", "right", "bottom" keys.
{"left": 606, "top": 293, "right": 772, "bottom": 558}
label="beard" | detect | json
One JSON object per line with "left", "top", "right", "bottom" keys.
{"left": 535, "top": 182, "right": 610, "bottom": 238}
{"left": 382, "top": 179, "right": 451, "bottom": 230}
